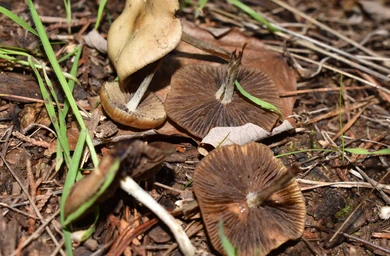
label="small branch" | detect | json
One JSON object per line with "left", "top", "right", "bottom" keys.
{"left": 181, "top": 32, "right": 231, "bottom": 61}
{"left": 120, "top": 176, "right": 195, "bottom": 256}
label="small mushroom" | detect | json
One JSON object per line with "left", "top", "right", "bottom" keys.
{"left": 101, "top": 0, "right": 182, "bottom": 128}
{"left": 64, "top": 140, "right": 175, "bottom": 222}
{"left": 100, "top": 81, "right": 166, "bottom": 129}
{"left": 165, "top": 47, "right": 282, "bottom": 138}
{"left": 64, "top": 140, "right": 195, "bottom": 255}
{"left": 107, "top": 0, "right": 182, "bottom": 81}
{"left": 193, "top": 142, "right": 305, "bottom": 256}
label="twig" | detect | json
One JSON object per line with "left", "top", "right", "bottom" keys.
{"left": 120, "top": 177, "right": 195, "bottom": 256}
{"left": 9, "top": 209, "right": 61, "bottom": 256}
{"left": 328, "top": 165, "right": 390, "bottom": 243}
{"left": 269, "top": 46, "right": 390, "bottom": 95}
{"left": 273, "top": 28, "right": 390, "bottom": 82}
{"left": 308, "top": 224, "right": 390, "bottom": 255}
{"left": 279, "top": 86, "right": 372, "bottom": 97}
{"left": 297, "top": 179, "right": 390, "bottom": 192}
{"left": 0, "top": 203, "right": 38, "bottom": 219}
{"left": 269, "top": 0, "right": 385, "bottom": 59}
{"left": 322, "top": 105, "right": 369, "bottom": 147}
{"left": 1, "top": 154, "right": 65, "bottom": 256}
{"left": 12, "top": 131, "right": 51, "bottom": 148}
{"left": 306, "top": 101, "right": 370, "bottom": 125}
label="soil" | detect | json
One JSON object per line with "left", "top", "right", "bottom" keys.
{"left": 0, "top": 0, "right": 390, "bottom": 256}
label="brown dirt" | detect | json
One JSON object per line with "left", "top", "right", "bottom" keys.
{"left": 1, "top": 0, "right": 390, "bottom": 255}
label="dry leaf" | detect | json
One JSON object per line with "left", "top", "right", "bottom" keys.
{"left": 84, "top": 30, "right": 108, "bottom": 53}
{"left": 198, "top": 120, "right": 294, "bottom": 155}
{"left": 359, "top": 1, "right": 390, "bottom": 20}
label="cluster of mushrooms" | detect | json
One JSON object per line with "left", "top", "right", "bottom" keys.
{"left": 91, "top": 0, "right": 307, "bottom": 255}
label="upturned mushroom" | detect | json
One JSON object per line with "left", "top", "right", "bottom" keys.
{"left": 100, "top": 0, "right": 182, "bottom": 129}
{"left": 193, "top": 142, "right": 306, "bottom": 256}
{"left": 64, "top": 140, "right": 195, "bottom": 255}
{"left": 164, "top": 46, "right": 282, "bottom": 138}
{"left": 64, "top": 140, "right": 175, "bottom": 223}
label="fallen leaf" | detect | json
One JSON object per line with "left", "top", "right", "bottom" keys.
{"left": 198, "top": 120, "right": 294, "bottom": 155}
{"left": 359, "top": 1, "right": 390, "bottom": 21}
{"left": 84, "top": 29, "right": 108, "bottom": 53}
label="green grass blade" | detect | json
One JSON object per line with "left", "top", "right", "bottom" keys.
{"left": 27, "top": 0, "right": 98, "bottom": 167}
{"left": 40, "top": 63, "right": 71, "bottom": 161}
{"left": 0, "top": 6, "right": 38, "bottom": 36}
{"left": 94, "top": 0, "right": 108, "bottom": 30}
{"left": 57, "top": 46, "right": 80, "bottom": 63}
{"left": 55, "top": 140, "right": 64, "bottom": 172}
{"left": 63, "top": 158, "right": 121, "bottom": 226}
{"left": 60, "top": 129, "right": 87, "bottom": 256}
{"left": 63, "top": 0, "right": 72, "bottom": 34}
{"left": 198, "top": 0, "right": 208, "bottom": 9}
{"left": 344, "top": 148, "right": 390, "bottom": 155}
{"left": 63, "top": 45, "right": 82, "bottom": 116}
{"left": 28, "top": 56, "right": 70, "bottom": 166}
{"left": 219, "top": 220, "right": 238, "bottom": 256}
{"left": 60, "top": 128, "right": 86, "bottom": 208}
{"left": 235, "top": 80, "right": 282, "bottom": 117}
{"left": 226, "top": 0, "right": 279, "bottom": 32}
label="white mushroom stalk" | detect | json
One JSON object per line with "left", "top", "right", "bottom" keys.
{"left": 215, "top": 46, "right": 244, "bottom": 105}
{"left": 120, "top": 176, "right": 195, "bottom": 256}
{"left": 125, "top": 60, "right": 162, "bottom": 112}
{"left": 246, "top": 164, "right": 300, "bottom": 208}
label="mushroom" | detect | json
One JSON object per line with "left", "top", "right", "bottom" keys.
{"left": 164, "top": 46, "right": 282, "bottom": 138}
{"left": 193, "top": 142, "right": 305, "bottom": 256}
{"left": 101, "top": 0, "right": 182, "bottom": 129}
{"left": 100, "top": 81, "right": 166, "bottom": 129}
{"left": 64, "top": 140, "right": 175, "bottom": 223}
{"left": 64, "top": 140, "right": 195, "bottom": 255}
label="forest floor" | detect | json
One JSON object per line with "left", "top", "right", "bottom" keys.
{"left": 0, "top": 0, "right": 390, "bottom": 255}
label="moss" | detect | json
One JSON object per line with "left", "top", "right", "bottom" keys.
{"left": 335, "top": 204, "right": 352, "bottom": 219}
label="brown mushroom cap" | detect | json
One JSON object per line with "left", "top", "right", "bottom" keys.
{"left": 165, "top": 64, "right": 281, "bottom": 138}
{"left": 193, "top": 142, "right": 305, "bottom": 256}
{"left": 121, "top": 141, "right": 176, "bottom": 180}
{"left": 64, "top": 140, "right": 175, "bottom": 222}
{"left": 100, "top": 81, "right": 166, "bottom": 129}
{"left": 107, "top": 0, "right": 182, "bottom": 81}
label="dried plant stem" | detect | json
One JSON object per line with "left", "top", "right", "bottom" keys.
{"left": 270, "top": 0, "right": 385, "bottom": 59}
{"left": 273, "top": 28, "right": 390, "bottom": 82}
{"left": 1, "top": 153, "right": 65, "bottom": 256}
{"left": 270, "top": 47, "right": 390, "bottom": 95}
{"left": 279, "top": 86, "right": 372, "bottom": 97}
{"left": 120, "top": 176, "right": 195, "bottom": 256}
{"left": 9, "top": 209, "right": 61, "bottom": 256}
{"left": 0, "top": 203, "right": 38, "bottom": 218}
{"left": 298, "top": 179, "right": 390, "bottom": 192}
{"left": 181, "top": 31, "right": 231, "bottom": 61}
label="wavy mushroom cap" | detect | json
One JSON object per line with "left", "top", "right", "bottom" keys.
{"left": 64, "top": 140, "right": 175, "bottom": 222}
{"left": 107, "top": 0, "right": 182, "bottom": 81}
{"left": 193, "top": 142, "right": 306, "bottom": 256}
{"left": 100, "top": 81, "right": 166, "bottom": 129}
{"left": 165, "top": 65, "right": 281, "bottom": 138}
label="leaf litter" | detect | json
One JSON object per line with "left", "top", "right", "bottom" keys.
{"left": 0, "top": 0, "right": 390, "bottom": 255}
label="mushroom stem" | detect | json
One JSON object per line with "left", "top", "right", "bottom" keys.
{"left": 181, "top": 32, "right": 231, "bottom": 61}
{"left": 246, "top": 164, "right": 301, "bottom": 208}
{"left": 120, "top": 176, "right": 196, "bottom": 256}
{"left": 215, "top": 48, "right": 243, "bottom": 104}
{"left": 125, "top": 60, "right": 162, "bottom": 112}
